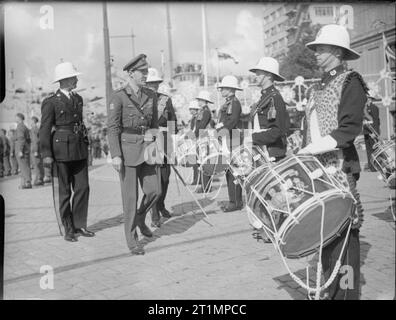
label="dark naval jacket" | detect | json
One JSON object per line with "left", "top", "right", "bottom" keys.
{"left": 250, "top": 85, "right": 289, "bottom": 158}
{"left": 40, "top": 89, "right": 88, "bottom": 162}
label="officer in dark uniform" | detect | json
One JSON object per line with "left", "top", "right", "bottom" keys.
{"left": 0, "top": 129, "right": 11, "bottom": 177}
{"left": 216, "top": 75, "right": 243, "bottom": 212}
{"left": 9, "top": 128, "right": 19, "bottom": 175}
{"left": 145, "top": 68, "right": 177, "bottom": 227}
{"left": 30, "top": 116, "right": 44, "bottom": 186}
{"left": 15, "top": 113, "right": 33, "bottom": 189}
{"left": 248, "top": 57, "right": 289, "bottom": 162}
{"left": 195, "top": 90, "right": 213, "bottom": 193}
{"left": 107, "top": 54, "right": 161, "bottom": 255}
{"left": 40, "top": 61, "right": 94, "bottom": 242}
{"left": 363, "top": 93, "right": 381, "bottom": 171}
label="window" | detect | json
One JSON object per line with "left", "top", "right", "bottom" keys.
{"left": 314, "top": 6, "right": 333, "bottom": 16}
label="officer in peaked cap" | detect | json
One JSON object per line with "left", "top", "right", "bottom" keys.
{"left": 145, "top": 68, "right": 178, "bottom": 227}
{"left": 40, "top": 61, "right": 94, "bottom": 242}
{"left": 107, "top": 54, "right": 161, "bottom": 255}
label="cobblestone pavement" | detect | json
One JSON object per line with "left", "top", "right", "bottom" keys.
{"left": 1, "top": 156, "right": 394, "bottom": 300}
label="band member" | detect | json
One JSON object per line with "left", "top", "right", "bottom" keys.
{"left": 216, "top": 75, "right": 243, "bottom": 212}
{"left": 8, "top": 128, "right": 19, "bottom": 175}
{"left": 363, "top": 93, "right": 381, "bottom": 171}
{"left": 146, "top": 68, "right": 177, "bottom": 227}
{"left": 0, "top": 129, "right": 11, "bottom": 177}
{"left": 40, "top": 61, "right": 94, "bottom": 242}
{"left": 248, "top": 57, "right": 290, "bottom": 162}
{"left": 188, "top": 101, "right": 200, "bottom": 185}
{"left": 195, "top": 90, "right": 213, "bottom": 193}
{"left": 30, "top": 116, "right": 44, "bottom": 186}
{"left": 299, "top": 24, "right": 367, "bottom": 300}
{"left": 15, "top": 113, "right": 32, "bottom": 189}
{"left": 107, "top": 54, "right": 161, "bottom": 255}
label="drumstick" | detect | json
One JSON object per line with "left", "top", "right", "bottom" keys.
{"left": 170, "top": 164, "right": 213, "bottom": 227}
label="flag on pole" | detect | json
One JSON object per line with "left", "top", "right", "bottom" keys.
{"left": 217, "top": 51, "right": 239, "bottom": 64}
{"left": 382, "top": 33, "right": 395, "bottom": 71}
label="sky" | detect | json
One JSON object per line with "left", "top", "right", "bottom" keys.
{"left": 3, "top": 1, "right": 266, "bottom": 93}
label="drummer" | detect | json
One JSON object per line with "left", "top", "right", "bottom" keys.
{"left": 247, "top": 57, "right": 290, "bottom": 162}
{"left": 216, "top": 75, "right": 243, "bottom": 212}
{"left": 188, "top": 101, "right": 200, "bottom": 185}
{"left": 298, "top": 24, "right": 367, "bottom": 300}
{"left": 195, "top": 90, "right": 213, "bottom": 193}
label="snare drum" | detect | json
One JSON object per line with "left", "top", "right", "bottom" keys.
{"left": 197, "top": 136, "right": 229, "bottom": 176}
{"left": 245, "top": 154, "right": 355, "bottom": 259}
{"left": 371, "top": 140, "right": 395, "bottom": 189}
{"left": 229, "top": 145, "right": 269, "bottom": 177}
{"left": 175, "top": 137, "right": 197, "bottom": 167}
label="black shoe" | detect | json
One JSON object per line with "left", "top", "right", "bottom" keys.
{"left": 221, "top": 203, "right": 239, "bottom": 212}
{"left": 139, "top": 223, "right": 153, "bottom": 238}
{"left": 64, "top": 233, "right": 78, "bottom": 242}
{"left": 75, "top": 228, "right": 95, "bottom": 237}
{"left": 130, "top": 247, "right": 145, "bottom": 255}
{"left": 34, "top": 181, "right": 44, "bottom": 186}
{"left": 6, "top": 173, "right": 12, "bottom": 177}
{"left": 43, "top": 177, "right": 51, "bottom": 183}
{"left": 21, "top": 183, "right": 32, "bottom": 189}
{"left": 151, "top": 220, "right": 161, "bottom": 228}
{"left": 160, "top": 209, "right": 172, "bottom": 219}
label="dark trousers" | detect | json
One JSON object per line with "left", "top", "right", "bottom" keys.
{"left": 10, "top": 155, "right": 18, "bottom": 175}
{"left": 226, "top": 169, "right": 242, "bottom": 205}
{"left": 2, "top": 156, "right": 11, "bottom": 175}
{"left": 55, "top": 160, "right": 89, "bottom": 234}
{"left": 322, "top": 228, "right": 360, "bottom": 300}
{"left": 119, "top": 162, "right": 161, "bottom": 250}
{"left": 31, "top": 155, "right": 44, "bottom": 184}
{"left": 16, "top": 153, "right": 32, "bottom": 186}
{"left": 364, "top": 134, "right": 376, "bottom": 171}
{"left": 152, "top": 164, "right": 171, "bottom": 222}
{"left": 322, "top": 173, "right": 361, "bottom": 300}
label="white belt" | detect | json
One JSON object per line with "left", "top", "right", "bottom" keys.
{"left": 159, "top": 127, "right": 168, "bottom": 132}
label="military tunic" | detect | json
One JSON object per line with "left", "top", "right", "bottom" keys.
{"left": 250, "top": 85, "right": 289, "bottom": 160}
{"left": 15, "top": 122, "right": 32, "bottom": 186}
{"left": 107, "top": 84, "right": 161, "bottom": 250}
{"left": 218, "top": 95, "right": 243, "bottom": 207}
{"left": 40, "top": 89, "right": 90, "bottom": 235}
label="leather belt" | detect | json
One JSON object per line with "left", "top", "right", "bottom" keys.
{"left": 122, "top": 127, "right": 147, "bottom": 135}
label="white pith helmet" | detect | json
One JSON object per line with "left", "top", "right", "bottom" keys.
{"left": 306, "top": 24, "right": 360, "bottom": 60}
{"left": 188, "top": 100, "right": 199, "bottom": 110}
{"left": 53, "top": 62, "right": 82, "bottom": 83}
{"left": 249, "top": 57, "right": 285, "bottom": 82}
{"left": 217, "top": 75, "right": 242, "bottom": 90}
{"left": 146, "top": 67, "right": 163, "bottom": 83}
{"left": 196, "top": 90, "right": 214, "bottom": 104}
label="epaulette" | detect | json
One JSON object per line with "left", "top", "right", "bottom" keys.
{"left": 342, "top": 70, "right": 369, "bottom": 96}
{"left": 42, "top": 92, "right": 56, "bottom": 103}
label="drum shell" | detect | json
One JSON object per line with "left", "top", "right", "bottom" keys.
{"left": 245, "top": 155, "right": 355, "bottom": 259}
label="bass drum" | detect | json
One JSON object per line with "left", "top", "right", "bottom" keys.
{"left": 245, "top": 155, "right": 355, "bottom": 259}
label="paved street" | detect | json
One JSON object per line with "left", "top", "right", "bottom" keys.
{"left": 1, "top": 156, "right": 395, "bottom": 300}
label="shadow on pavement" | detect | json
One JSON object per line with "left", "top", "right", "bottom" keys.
{"left": 170, "top": 197, "right": 215, "bottom": 216}
{"left": 88, "top": 213, "right": 124, "bottom": 232}
{"left": 139, "top": 210, "right": 217, "bottom": 247}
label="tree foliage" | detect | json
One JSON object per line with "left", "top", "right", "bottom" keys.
{"left": 279, "top": 24, "right": 322, "bottom": 81}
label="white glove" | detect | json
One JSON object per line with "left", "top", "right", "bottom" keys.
{"left": 298, "top": 135, "right": 337, "bottom": 155}
{"left": 215, "top": 122, "right": 224, "bottom": 129}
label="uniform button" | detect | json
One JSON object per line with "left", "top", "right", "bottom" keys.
{"left": 74, "top": 114, "right": 77, "bottom": 117}
{"left": 141, "top": 117, "right": 144, "bottom": 120}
